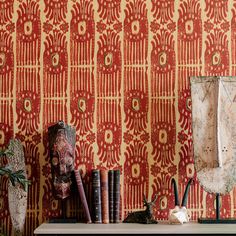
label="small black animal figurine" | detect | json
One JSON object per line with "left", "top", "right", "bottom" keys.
{"left": 123, "top": 194, "right": 158, "bottom": 224}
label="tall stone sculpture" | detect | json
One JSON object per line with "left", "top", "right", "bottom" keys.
{"left": 190, "top": 76, "right": 236, "bottom": 223}
{"left": 48, "top": 121, "right": 76, "bottom": 221}
{"left": 7, "top": 139, "right": 28, "bottom": 235}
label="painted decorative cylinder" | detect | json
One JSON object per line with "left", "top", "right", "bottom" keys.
{"left": 48, "top": 121, "right": 76, "bottom": 199}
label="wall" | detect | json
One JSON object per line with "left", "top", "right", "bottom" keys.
{"left": 0, "top": 0, "right": 235, "bottom": 235}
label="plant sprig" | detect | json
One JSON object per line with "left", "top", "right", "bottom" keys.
{"left": 0, "top": 149, "right": 14, "bottom": 157}
{"left": 0, "top": 149, "right": 30, "bottom": 191}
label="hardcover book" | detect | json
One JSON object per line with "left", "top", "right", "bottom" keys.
{"left": 74, "top": 169, "right": 92, "bottom": 223}
{"left": 114, "top": 169, "right": 120, "bottom": 223}
{"left": 100, "top": 169, "right": 109, "bottom": 223}
{"left": 92, "top": 169, "right": 102, "bottom": 223}
{"left": 108, "top": 170, "right": 114, "bottom": 223}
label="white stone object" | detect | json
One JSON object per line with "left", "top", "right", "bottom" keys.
{"left": 168, "top": 206, "right": 190, "bottom": 224}
{"left": 190, "top": 76, "right": 236, "bottom": 194}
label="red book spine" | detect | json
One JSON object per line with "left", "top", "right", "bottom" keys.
{"left": 74, "top": 169, "right": 92, "bottom": 223}
{"left": 100, "top": 169, "right": 109, "bottom": 223}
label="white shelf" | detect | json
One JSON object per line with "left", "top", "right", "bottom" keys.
{"left": 34, "top": 221, "right": 236, "bottom": 235}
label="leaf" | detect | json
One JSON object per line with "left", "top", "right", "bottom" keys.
{"left": 15, "top": 170, "right": 24, "bottom": 175}
{"left": 0, "top": 149, "right": 13, "bottom": 157}
{"left": 0, "top": 167, "right": 11, "bottom": 176}
{"left": 9, "top": 175, "right": 16, "bottom": 187}
{"left": 5, "top": 168, "right": 12, "bottom": 174}
{"left": 0, "top": 169, "right": 6, "bottom": 175}
{"left": 0, "top": 150, "right": 5, "bottom": 156}
{"left": 16, "top": 174, "right": 25, "bottom": 180}
{"left": 5, "top": 150, "right": 14, "bottom": 156}
{"left": 0, "top": 164, "right": 29, "bottom": 191}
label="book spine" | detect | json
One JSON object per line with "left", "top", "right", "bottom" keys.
{"left": 92, "top": 169, "right": 102, "bottom": 223}
{"left": 108, "top": 170, "right": 114, "bottom": 223}
{"left": 114, "top": 169, "right": 120, "bottom": 223}
{"left": 100, "top": 169, "right": 109, "bottom": 223}
{"left": 74, "top": 169, "right": 92, "bottom": 223}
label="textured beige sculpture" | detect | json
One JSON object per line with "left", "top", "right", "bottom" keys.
{"left": 190, "top": 76, "right": 236, "bottom": 194}
{"left": 7, "top": 139, "right": 28, "bottom": 235}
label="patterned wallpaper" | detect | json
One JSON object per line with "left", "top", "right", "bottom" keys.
{"left": 0, "top": 0, "right": 236, "bottom": 235}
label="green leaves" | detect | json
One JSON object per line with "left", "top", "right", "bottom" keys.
{"left": 0, "top": 167, "right": 30, "bottom": 191}
{"left": 0, "top": 149, "right": 14, "bottom": 157}
{"left": 0, "top": 147, "right": 29, "bottom": 191}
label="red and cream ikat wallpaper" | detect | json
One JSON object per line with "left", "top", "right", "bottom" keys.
{"left": 0, "top": 0, "right": 236, "bottom": 235}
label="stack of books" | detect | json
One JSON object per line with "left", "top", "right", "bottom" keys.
{"left": 92, "top": 169, "right": 120, "bottom": 223}
{"left": 74, "top": 168, "right": 120, "bottom": 224}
